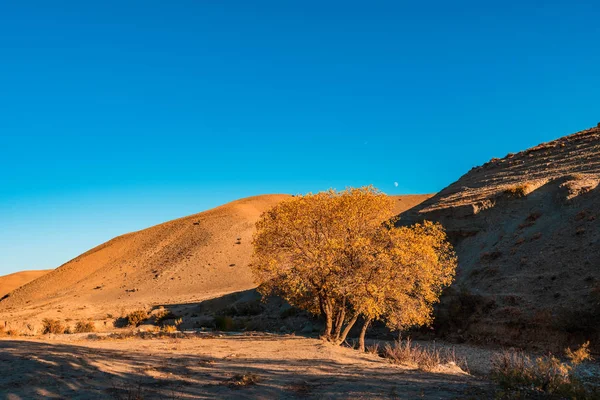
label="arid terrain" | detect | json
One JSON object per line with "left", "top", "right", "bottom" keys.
{"left": 2, "top": 126, "right": 600, "bottom": 399}
{"left": 0, "top": 270, "right": 51, "bottom": 299}
{"left": 398, "top": 124, "right": 600, "bottom": 351}
{"left": 0, "top": 334, "right": 492, "bottom": 399}
{"left": 0, "top": 194, "right": 431, "bottom": 335}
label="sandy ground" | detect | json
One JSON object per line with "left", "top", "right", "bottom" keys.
{"left": 0, "top": 334, "right": 492, "bottom": 400}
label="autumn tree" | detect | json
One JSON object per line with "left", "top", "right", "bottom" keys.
{"left": 251, "top": 186, "right": 457, "bottom": 349}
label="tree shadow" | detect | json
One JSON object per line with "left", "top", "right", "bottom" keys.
{"left": 0, "top": 338, "right": 493, "bottom": 399}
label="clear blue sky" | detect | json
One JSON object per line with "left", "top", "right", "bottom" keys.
{"left": 1, "top": 1, "right": 598, "bottom": 275}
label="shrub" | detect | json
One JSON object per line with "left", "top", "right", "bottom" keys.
{"left": 74, "top": 320, "right": 96, "bottom": 333}
{"left": 161, "top": 325, "right": 178, "bottom": 333}
{"left": 504, "top": 184, "right": 529, "bottom": 198}
{"left": 226, "top": 373, "right": 261, "bottom": 388}
{"left": 6, "top": 329, "right": 19, "bottom": 336}
{"left": 126, "top": 310, "right": 149, "bottom": 327}
{"left": 161, "top": 318, "right": 182, "bottom": 333}
{"left": 42, "top": 318, "right": 66, "bottom": 334}
{"left": 383, "top": 338, "right": 462, "bottom": 372}
{"left": 566, "top": 341, "right": 593, "bottom": 365}
{"left": 491, "top": 347, "right": 597, "bottom": 398}
{"left": 366, "top": 343, "right": 380, "bottom": 355}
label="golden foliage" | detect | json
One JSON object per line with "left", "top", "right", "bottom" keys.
{"left": 251, "top": 186, "right": 457, "bottom": 348}
{"left": 126, "top": 310, "right": 149, "bottom": 327}
{"left": 565, "top": 341, "right": 593, "bottom": 365}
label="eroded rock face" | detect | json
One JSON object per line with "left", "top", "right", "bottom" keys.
{"left": 398, "top": 125, "right": 600, "bottom": 350}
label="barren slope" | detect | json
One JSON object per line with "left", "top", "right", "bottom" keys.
{"left": 398, "top": 124, "right": 600, "bottom": 349}
{"left": 0, "top": 270, "right": 51, "bottom": 299}
{"left": 0, "top": 194, "right": 431, "bottom": 331}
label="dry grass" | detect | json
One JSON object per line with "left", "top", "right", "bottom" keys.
{"left": 491, "top": 346, "right": 598, "bottom": 399}
{"left": 225, "top": 373, "right": 261, "bottom": 388}
{"left": 75, "top": 320, "right": 96, "bottom": 333}
{"left": 504, "top": 184, "right": 529, "bottom": 198}
{"left": 126, "top": 310, "right": 149, "bottom": 327}
{"left": 565, "top": 341, "right": 593, "bottom": 365}
{"left": 383, "top": 338, "right": 464, "bottom": 372}
{"left": 160, "top": 319, "right": 180, "bottom": 333}
{"left": 42, "top": 318, "right": 66, "bottom": 334}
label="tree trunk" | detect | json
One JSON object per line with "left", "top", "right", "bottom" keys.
{"left": 323, "top": 310, "right": 333, "bottom": 340}
{"left": 335, "top": 313, "right": 359, "bottom": 345}
{"left": 358, "top": 317, "right": 372, "bottom": 352}
{"left": 332, "top": 306, "right": 345, "bottom": 342}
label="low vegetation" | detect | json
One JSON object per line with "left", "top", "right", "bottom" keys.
{"left": 252, "top": 186, "right": 457, "bottom": 351}
{"left": 42, "top": 318, "right": 66, "bottom": 334}
{"left": 504, "top": 184, "right": 529, "bottom": 198}
{"left": 160, "top": 318, "right": 182, "bottom": 333}
{"left": 491, "top": 342, "right": 597, "bottom": 398}
{"left": 383, "top": 338, "right": 464, "bottom": 372}
{"left": 74, "top": 320, "right": 96, "bottom": 333}
{"left": 126, "top": 310, "right": 149, "bottom": 327}
{"left": 226, "top": 373, "right": 261, "bottom": 388}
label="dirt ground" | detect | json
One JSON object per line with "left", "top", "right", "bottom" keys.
{"left": 0, "top": 334, "right": 492, "bottom": 399}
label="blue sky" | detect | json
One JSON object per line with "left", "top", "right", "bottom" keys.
{"left": 1, "top": 1, "right": 599, "bottom": 275}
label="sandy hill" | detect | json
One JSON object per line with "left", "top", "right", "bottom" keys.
{"left": 0, "top": 193, "right": 431, "bottom": 331}
{"left": 398, "top": 124, "right": 600, "bottom": 349}
{"left": 0, "top": 270, "right": 51, "bottom": 299}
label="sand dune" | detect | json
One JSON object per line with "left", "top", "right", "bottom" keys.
{"left": 0, "top": 270, "right": 51, "bottom": 299}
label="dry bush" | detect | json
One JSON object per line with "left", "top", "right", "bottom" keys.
{"left": 565, "top": 341, "right": 593, "bottom": 365}
{"left": 226, "top": 373, "right": 261, "bottom": 388}
{"left": 161, "top": 325, "right": 178, "bottom": 333}
{"left": 154, "top": 308, "right": 180, "bottom": 325}
{"left": 160, "top": 318, "right": 182, "bottom": 333}
{"left": 126, "top": 310, "right": 149, "bottom": 327}
{"left": 6, "top": 329, "right": 19, "bottom": 336}
{"left": 504, "top": 185, "right": 529, "bottom": 198}
{"left": 74, "top": 320, "right": 96, "bottom": 333}
{"left": 366, "top": 343, "right": 380, "bottom": 355}
{"left": 42, "top": 318, "right": 66, "bottom": 334}
{"left": 383, "top": 338, "right": 461, "bottom": 372}
{"left": 491, "top": 347, "right": 597, "bottom": 398}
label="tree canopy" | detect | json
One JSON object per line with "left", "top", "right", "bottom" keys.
{"left": 251, "top": 186, "right": 457, "bottom": 350}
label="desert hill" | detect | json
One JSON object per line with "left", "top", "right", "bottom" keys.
{"left": 0, "top": 193, "right": 431, "bottom": 332}
{"left": 397, "top": 124, "right": 600, "bottom": 349}
{"left": 0, "top": 270, "right": 51, "bottom": 299}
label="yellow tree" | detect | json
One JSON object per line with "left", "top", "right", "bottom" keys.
{"left": 349, "top": 220, "right": 457, "bottom": 351}
{"left": 251, "top": 186, "right": 457, "bottom": 348}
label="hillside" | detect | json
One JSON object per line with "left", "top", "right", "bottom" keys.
{"left": 0, "top": 193, "right": 431, "bottom": 332}
{"left": 397, "top": 124, "right": 600, "bottom": 349}
{"left": 0, "top": 270, "right": 51, "bottom": 299}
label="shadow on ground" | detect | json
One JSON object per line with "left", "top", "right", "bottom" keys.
{"left": 0, "top": 338, "right": 493, "bottom": 399}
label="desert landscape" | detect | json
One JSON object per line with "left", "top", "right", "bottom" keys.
{"left": 2, "top": 2, "right": 600, "bottom": 399}
{"left": 2, "top": 127, "right": 600, "bottom": 399}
